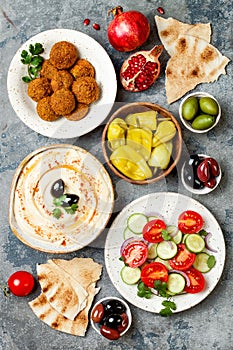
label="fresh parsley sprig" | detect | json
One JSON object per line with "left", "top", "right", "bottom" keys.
{"left": 160, "top": 300, "right": 177, "bottom": 317}
{"left": 52, "top": 195, "right": 78, "bottom": 219}
{"left": 137, "top": 281, "right": 152, "bottom": 299}
{"left": 21, "top": 43, "right": 44, "bottom": 82}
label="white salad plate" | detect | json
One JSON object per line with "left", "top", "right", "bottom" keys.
{"left": 9, "top": 144, "right": 114, "bottom": 253}
{"left": 105, "top": 192, "right": 225, "bottom": 313}
{"left": 7, "top": 29, "right": 117, "bottom": 139}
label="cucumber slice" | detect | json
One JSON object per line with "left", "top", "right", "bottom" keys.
{"left": 154, "top": 257, "right": 172, "bottom": 270}
{"left": 157, "top": 241, "right": 178, "bottom": 260}
{"left": 182, "top": 234, "right": 190, "bottom": 243}
{"left": 167, "top": 273, "right": 186, "bottom": 294}
{"left": 120, "top": 266, "right": 141, "bottom": 285}
{"left": 166, "top": 225, "right": 182, "bottom": 244}
{"left": 123, "top": 226, "right": 142, "bottom": 240}
{"left": 147, "top": 215, "right": 160, "bottom": 221}
{"left": 193, "top": 252, "right": 212, "bottom": 273}
{"left": 185, "top": 234, "right": 205, "bottom": 253}
{"left": 147, "top": 243, "right": 158, "bottom": 259}
{"left": 127, "top": 213, "right": 148, "bottom": 234}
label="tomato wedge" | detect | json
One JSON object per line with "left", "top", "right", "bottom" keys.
{"left": 141, "top": 262, "right": 168, "bottom": 288}
{"left": 184, "top": 267, "right": 205, "bottom": 294}
{"left": 169, "top": 243, "right": 196, "bottom": 271}
{"left": 121, "top": 240, "right": 148, "bottom": 268}
{"left": 142, "top": 219, "right": 166, "bottom": 243}
{"left": 178, "top": 210, "right": 204, "bottom": 234}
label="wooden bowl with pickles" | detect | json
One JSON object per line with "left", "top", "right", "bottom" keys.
{"left": 102, "top": 102, "right": 182, "bottom": 184}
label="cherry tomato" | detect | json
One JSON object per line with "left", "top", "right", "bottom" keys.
{"left": 184, "top": 267, "right": 205, "bottom": 294}
{"left": 178, "top": 210, "right": 204, "bottom": 234}
{"left": 121, "top": 240, "right": 148, "bottom": 268}
{"left": 169, "top": 244, "right": 196, "bottom": 271}
{"left": 141, "top": 262, "right": 168, "bottom": 288}
{"left": 8, "top": 271, "right": 35, "bottom": 297}
{"left": 142, "top": 219, "right": 166, "bottom": 243}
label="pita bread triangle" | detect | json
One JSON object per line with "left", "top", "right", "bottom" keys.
{"left": 28, "top": 283, "right": 97, "bottom": 337}
{"left": 29, "top": 258, "right": 102, "bottom": 336}
{"left": 155, "top": 15, "right": 212, "bottom": 56}
{"left": 165, "top": 34, "right": 230, "bottom": 104}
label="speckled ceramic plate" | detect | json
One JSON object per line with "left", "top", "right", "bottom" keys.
{"left": 7, "top": 29, "right": 117, "bottom": 138}
{"left": 105, "top": 192, "right": 225, "bottom": 313}
{"left": 9, "top": 144, "right": 114, "bottom": 253}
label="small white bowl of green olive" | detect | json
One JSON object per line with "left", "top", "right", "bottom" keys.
{"left": 179, "top": 92, "right": 221, "bottom": 133}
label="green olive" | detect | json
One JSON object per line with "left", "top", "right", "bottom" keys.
{"left": 191, "top": 114, "right": 216, "bottom": 130}
{"left": 182, "top": 97, "right": 199, "bottom": 121}
{"left": 199, "top": 97, "right": 219, "bottom": 116}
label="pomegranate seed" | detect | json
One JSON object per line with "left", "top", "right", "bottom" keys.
{"left": 157, "top": 7, "right": 165, "bottom": 14}
{"left": 93, "top": 23, "right": 100, "bottom": 30}
{"left": 83, "top": 18, "right": 90, "bottom": 26}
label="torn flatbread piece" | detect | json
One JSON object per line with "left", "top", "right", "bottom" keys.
{"left": 37, "top": 263, "right": 85, "bottom": 321}
{"left": 50, "top": 258, "right": 102, "bottom": 289}
{"left": 29, "top": 258, "right": 102, "bottom": 336}
{"left": 165, "top": 34, "right": 230, "bottom": 104}
{"left": 155, "top": 15, "right": 211, "bottom": 56}
{"left": 28, "top": 283, "right": 98, "bottom": 337}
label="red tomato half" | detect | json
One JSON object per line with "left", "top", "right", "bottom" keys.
{"left": 142, "top": 219, "right": 166, "bottom": 243}
{"left": 8, "top": 271, "right": 35, "bottom": 297}
{"left": 178, "top": 210, "right": 204, "bottom": 234}
{"left": 184, "top": 267, "right": 205, "bottom": 294}
{"left": 141, "top": 262, "right": 168, "bottom": 288}
{"left": 121, "top": 241, "right": 148, "bottom": 268}
{"left": 169, "top": 243, "right": 196, "bottom": 271}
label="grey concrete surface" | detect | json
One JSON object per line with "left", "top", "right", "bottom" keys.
{"left": 0, "top": 0, "right": 232, "bottom": 349}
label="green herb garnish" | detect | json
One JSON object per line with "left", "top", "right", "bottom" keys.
{"left": 137, "top": 281, "right": 152, "bottom": 299}
{"left": 21, "top": 43, "right": 44, "bottom": 82}
{"left": 198, "top": 229, "right": 208, "bottom": 237}
{"left": 207, "top": 255, "right": 216, "bottom": 269}
{"left": 160, "top": 300, "right": 177, "bottom": 317}
{"left": 52, "top": 208, "right": 62, "bottom": 219}
{"left": 161, "top": 229, "right": 172, "bottom": 241}
{"left": 52, "top": 194, "right": 78, "bottom": 219}
{"left": 64, "top": 203, "right": 78, "bottom": 215}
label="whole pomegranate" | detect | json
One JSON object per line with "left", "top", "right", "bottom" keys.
{"left": 107, "top": 6, "right": 150, "bottom": 52}
{"left": 120, "top": 45, "right": 163, "bottom": 92}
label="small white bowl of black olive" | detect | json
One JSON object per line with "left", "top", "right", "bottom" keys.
{"left": 90, "top": 297, "right": 132, "bottom": 341}
{"left": 181, "top": 154, "right": 221, "bottom": 194}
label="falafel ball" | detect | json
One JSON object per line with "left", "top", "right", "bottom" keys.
{"left": 50, "top": 88, "right": 76, "bottom": 115}
{"left": 70, "top": 59, "right": 95, "bottom": 79}
{"left": 40, "top": 60, "right": 58, "bottom": 80}
{"left": 49, "top": 41, "right": 78, "bottom": 70}
{"left": 28, "top": 77, "right": 52, "bottom": 102}
{"left": 51, "top": 70, "right": 74, "bottom": 91}
{"left": 64, "top": 103, "right": 89, "bottom": 121}
{"left": 72, "top": 77, "right": 99, "bottom": 105}
{"left": 36, "top": 96, "right": 61, "bottom": 122}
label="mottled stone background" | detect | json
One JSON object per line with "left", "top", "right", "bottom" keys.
{"left": 0, "top": 0, "right": 232, "bottom": 349}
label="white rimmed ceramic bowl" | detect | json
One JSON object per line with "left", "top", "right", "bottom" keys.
{"left": 179, "top": 92, "right": 221, "bottom": 133}
{"left": 181, "top": 154, "right": 222, "bottom": 194}
{"left": 90, "top": 297, "right": 132, "bottom": 340}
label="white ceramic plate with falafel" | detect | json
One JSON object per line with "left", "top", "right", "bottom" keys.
{"left": 7, "top": 29, "right": 117, "bottom": 139}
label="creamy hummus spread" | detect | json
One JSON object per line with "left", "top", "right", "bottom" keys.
{"left": 10, "top": 145, "right": 114, "bottom": 252}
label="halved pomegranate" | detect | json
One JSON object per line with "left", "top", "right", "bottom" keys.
{"left": 120, "top": 45, "right": 163, "bottom": 92}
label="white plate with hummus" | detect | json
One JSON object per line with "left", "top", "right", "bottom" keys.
{"left": 105, "top": 192, "right": 225, "bottom": 313}
{"left": 9, "top": 144, "right": 114, "bottom": 253}
{"left": 7, "top": 29, "right": 117, "bottom": 139}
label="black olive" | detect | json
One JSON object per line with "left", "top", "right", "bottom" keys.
{"left": 193, "top": 176, "right": 205, "bottom": 189}
{"left": 51, "top": 179, "right": 64, "bottom": 198}
{"left": 103, "top": 300, "right": 126, "bottom": 315}
{"left": 105, "top": 314, "right": 122, "bottom": 329}
{"left": 61, "top": 194, "right": 79, "bottom": 207}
